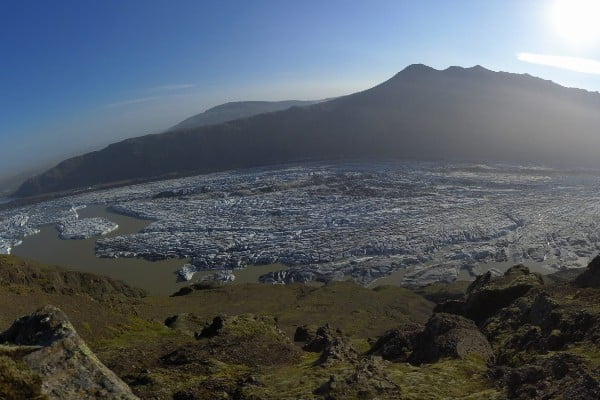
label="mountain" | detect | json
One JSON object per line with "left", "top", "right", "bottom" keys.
{"left": 15, "top": 64, "right": 600, "bottom": 197}
{"left": 168, "top": 99, "right": 324, "bottom": 131}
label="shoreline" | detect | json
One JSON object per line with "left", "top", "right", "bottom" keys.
{"left": 12, "top": 204, "right": 287, "bottom": 295}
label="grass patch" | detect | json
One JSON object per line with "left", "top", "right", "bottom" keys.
{"left": 0, "top": 355, "right": 48, "bottom": 400}
{"left": 146, "top": 281, "right": 434, "bottom": 342}
{"left": 387, "top": 354, "right": 500, "bottom": 400}
{"left": 241, "top": 352, "right": 346, "bottom": 399}
{"left": 565, "top": 343, "right": 600, "bottom": 377}
{"left": 92, "top": 317, "right": 177, "bottom": 350}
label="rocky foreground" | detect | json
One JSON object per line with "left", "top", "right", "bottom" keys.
{"left": 1, "top": 255, "right": 600, "bottom": 399}
{"left": 0, "top": 305, "right": 138, "bottom": 399}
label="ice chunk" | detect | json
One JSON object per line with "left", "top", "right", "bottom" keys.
{"left": 57, "top": 217, "right": 118, "bottom": 240}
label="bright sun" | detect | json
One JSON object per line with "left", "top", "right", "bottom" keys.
{"left": 550, "top": 0, "right": 600, "bottom": 45}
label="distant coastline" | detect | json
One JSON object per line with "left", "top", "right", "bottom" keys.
{"left": 0, "top": 197, "right": 12, "bottom": 204}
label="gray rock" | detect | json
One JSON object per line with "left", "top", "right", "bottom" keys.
{"left": 409, "top": 313, "right": 494, "bottom": 365}
{"left": 436, "top": 264, "right": 544, "bottom": 323}
{"left": 303, "top": 324, "right": 358, "bottom": 366}
{"left": 0, "top": 305, "right": 138, "bottom": 399}
{"left": 575, "top": 255, "right": 600, "bottom": 288}
{"left": 368, "top": 322, "right": 423, "bottom": 362}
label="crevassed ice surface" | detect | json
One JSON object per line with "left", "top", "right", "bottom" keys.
{"left": 57, "top": 217, "right": 118, "bottom": 240}
{"left": 1, "top": 161, "right": 600, "bottom": 286}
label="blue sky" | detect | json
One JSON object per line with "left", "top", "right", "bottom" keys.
{"left": 1, "top": 0, "right": 600, "bottom": 179}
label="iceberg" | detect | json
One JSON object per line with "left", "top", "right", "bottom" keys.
{"left": 57, "top": 217, "right": 118, "bottom": 240}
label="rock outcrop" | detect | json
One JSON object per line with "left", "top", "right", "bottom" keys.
{"left": 368, "top": 321, "right": 422, "bottom": 362}
{"left": 369, "top": 314, "right": 493, "bottom": 365}
{"left": 293, "top": 324, "right": 319, "bottom": 343}
{"left": 436, "top": 265, "right": 544, "bottom": 323}
{"left": 409, "top": 313, "right": 494, "bottom": 365}
{"left": 302, "top": 324, "right": 359, "bottom": 366}
{"left": 575, "top": 254, "right": 600, "bottom": 288}
{"left": 314, "top": 357, "right": 401, "bottom": 399}
{"left": 490, "top": 352, "right": 600, "bottom": 400}
{"left": 483, "top": 287, "right": 600, "bottom": 365}
{"left": 164, "top": 313, "right": 205, "bottom": 337}
{"left": 0, "top": 305, "right": 138, "bottom": 400}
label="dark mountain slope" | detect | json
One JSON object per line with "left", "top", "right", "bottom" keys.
{"left": 169, "top": 99, "right": 323, "bottom": 131}
{"left": 16, "top": 64, "right": 600, "bottom": 197}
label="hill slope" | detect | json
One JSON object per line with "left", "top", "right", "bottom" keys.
{"left": 169, "top": 99, "right": 322, "bottom": 131}
{"left": 2, "top": 254, "right": 600, "bottom": 399}
{"left": 15, "top": 64, "right": 600, "bottom": 197}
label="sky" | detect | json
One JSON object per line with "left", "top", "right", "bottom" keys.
{"left": 1, "top": 0, "right": 600, "bottom": 182}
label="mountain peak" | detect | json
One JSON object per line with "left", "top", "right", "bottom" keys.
{"left": 386, "top": 64, "right": 438, "bottom": 82}
{"left": 399, "top": 64, "right": 492, "bottom": 76}
{"left": 469, "top": 64, "right": 489, "bottom": 71}
{"left": 444, "top": 65, "right": 491, "bottom": 74}
{"left": 400, "top": 64, "right": 438, "bottom": 74}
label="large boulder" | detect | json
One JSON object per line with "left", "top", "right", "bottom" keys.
{"left": 367, "top": 321, "right": 422, "bottom": 362}
{"left": 0, "top": 305, "right": 138, "bottom": 400}
{"left": 575, "top": 255, "right": 600, "bottom": 288}
{"left": 436, "top": 265, "right": 544, "bottom": 324}
{"left": 293, "top": 324, "right": 319, "bottom": 343}
{"left": 409, "top": 313, "right": 494, "bottom": 365}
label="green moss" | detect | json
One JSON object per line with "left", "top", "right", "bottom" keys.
{"left": 217, "top": 314, "right": 282, "bottom": 340}
{"left": 0, "top": 255, "right": 19, "bottom": 267}
{"left": 387, "top": 354, "right": 500, "bottom": 400}
{"left": 0, "top": 355, "right": 48, "bottom": 400}
{"left": 567, "top": 343, "right": 600, "bottom": 374}
{"left": 241, "top": 353, "right": 498, "bottom": 399}
{"left": 351, "top": 338, "right": 372, "bottom": 354}
{"left": 241, "top": 353, "right": 344, "bottom": 399}
{"left": 413, "top": 280, "right": 471, "bottom": 303}
{"left": 151, "top": 281, "right": 435, "bottom": 340}
{"left": 81, "top": 321, "right": 92, "bottom": 335}
{"left": 93, "top": 317, "right": 176, "bottom": 349}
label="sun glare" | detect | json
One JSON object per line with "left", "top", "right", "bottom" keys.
{"left": 550, "top": 0, "right": 600, "bottom": 45}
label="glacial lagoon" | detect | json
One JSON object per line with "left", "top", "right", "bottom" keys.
{"left": 3, "top": 161, "right": 599, "bottom": 294}
{"left": 11, "top": 205, "right": 286, "bottom": 295}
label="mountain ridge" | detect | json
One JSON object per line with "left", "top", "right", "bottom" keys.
{"left": 168, "top": 99, "right": 324, "bottom": 131}
{"left": 15, "top": 64, "right": 600, "bottom": 197}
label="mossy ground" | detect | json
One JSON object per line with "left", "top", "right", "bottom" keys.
{"left": 412, "top": 280, "right": 470, "bottom": 304}
{"left": 11, "top": 254, "right": 600, "bottom": 399}
{"left": 0, "top": 255, "right": 502, "bottom": 399}
{"left": 0, "top": 355, "right": 47, "bottom": 400}
{"left": 141, "top": 282, "right": 434, "bottom": 339}
{"left": 388, "top": 354, "right": 500, "bottom": 400}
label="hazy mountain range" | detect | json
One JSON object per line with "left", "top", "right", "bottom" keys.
{"left": 15, "top": 64, "right": 600, "bottom": 197}
{"left": 168, "top": 99, "right": 324, "bottom": 131}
